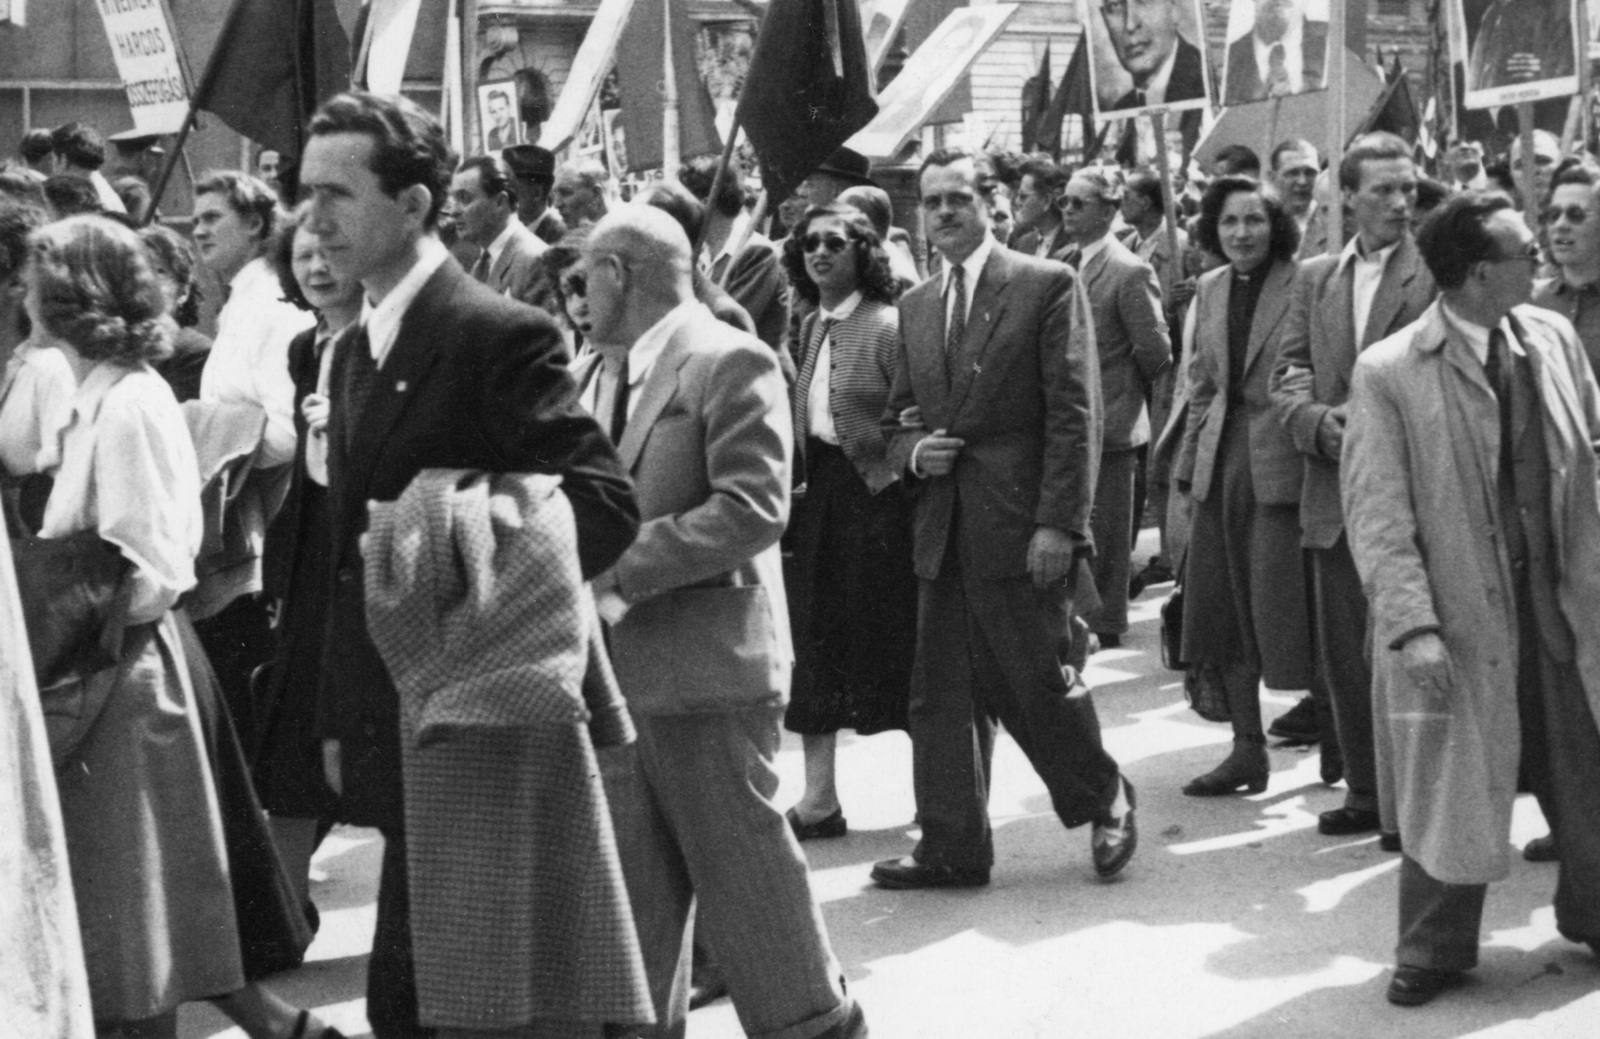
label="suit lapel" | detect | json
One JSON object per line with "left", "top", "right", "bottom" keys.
{"left": 347, "top": 265, "right": 453, "bottom": 494}
{"left": 1361, "top": 237, "right": 1419, "bottom": 347}
{"left": 946, "top": 250, "right": 1011, "bottom": 420}
{"left": 1081, "top": 246, "right": 1109, "bottom": 289}
{"left": 1322, "top": 258, "right": 1357, "bottom": 378}
{"left": 1244, "top": 261, "right": 1295, "bottom": 375}
{"left": 905, "top": 278, "right": 952, "bottom": 409}
{"left": 616, "top": 319, "right": 691, "bottom": 471}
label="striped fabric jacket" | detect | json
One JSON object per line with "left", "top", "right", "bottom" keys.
{"left": 791, "top": 296, "right": 903, "bottom": 494}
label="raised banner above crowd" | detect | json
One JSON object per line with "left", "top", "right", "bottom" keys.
{"left": 1449, "top": 0, "right": 1582, "bottom": 110}
{"left": 845, "top": 4, "right": 1017, "bottom": 160}
{"left": 1221, "top": 0, "right": 1331, "bottom": 106}
{"left": 91, "top": 0, "right": 189, "bottom": 135}
{"left": 1081, "top": 0, "right": 1212, "bottom": 121}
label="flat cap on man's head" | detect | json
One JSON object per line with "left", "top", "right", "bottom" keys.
{"left": 503, "top": 144, "right": 556, "bottom": 182}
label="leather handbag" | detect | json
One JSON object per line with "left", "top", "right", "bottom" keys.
{"left": 1159, "top": 585, "right": 1186, "bottom": 672}
{"left": 8, "top": 531, "right": 130, "bottom": 690}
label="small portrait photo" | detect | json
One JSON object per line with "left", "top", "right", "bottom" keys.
{"left": 602, "top": 109, "right": 629, "bottom": 174}
{"left": 1221, "top": 0, "right": 1331, "bottom": 106}
{"left": 1451, "top": 0, "right": 1581, "bottom": 109}
{"left": 1081, "top": 0, "right": 1212, "bottom": 120}
{"left": 478, "top": 80, "right": 523, "bottom": 152}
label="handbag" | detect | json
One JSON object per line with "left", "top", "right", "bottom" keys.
{"left": 1159, "top": 585, "right": 1186, "bottom": 672}
{"left": 7, "top": 530, "right": 130, "bottom": 690}
{"left": 1184, "top": 663, "right": 1232, "bottom": 724}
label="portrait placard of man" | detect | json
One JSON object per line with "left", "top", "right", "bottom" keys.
{"left": 1223, "top": 0, "right": 1330, "bottom": 105}
{"left": 1455, "top": 0, "right": 1581, "bottom": 108}
{"left": 479, "top": 82, "right": 522, "bottom": 152}
{"left": 1083, "top": 0, "right": 1212, "bottom": 118}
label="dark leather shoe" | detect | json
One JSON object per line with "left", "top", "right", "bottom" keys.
{"left": 1319, "top": 806, "right": 1381, "bottom": 836}
{"left": 787, "top": 806, "right": 848, "bottom": 841}
{"left": 871, "top": 856, "right": 989, "bottom": 890}
{"left": 1182, "top": 739, "right": 1269, "bottom": 796}
{"left": 1379, "top": 831, "right": 1403, "bottom": 853}
{"left": 1523, "top": 834, "right": 1560, "bottom": 862}
{"left": 1386, "top": 965, "right": 1466, "bottom": 1006}
{"left": 1092, "top": 776, "right": 1138, "bottom": 878}
{"left": 1267, "top": 696, "right": 1320, "bottom": 744}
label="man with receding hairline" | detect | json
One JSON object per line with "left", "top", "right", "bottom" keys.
{"left": 580, "top": 206, "right": 867, "bottom": 1039}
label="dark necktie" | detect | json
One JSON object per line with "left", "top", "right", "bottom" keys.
{"left": 945, "top": 267, "right": 967, "bottom": 375}
{"left": 1062, "top": 247, "right": 1082, "bottom": 270}
{"left": 610, "top": 357, "right": 631, "bottom": 445}
{"left": 1485, "top": 328, "right": 1511, "bottom": 401}
{"left": 1267, "top": 43, "right": 1292, "bottom": 96}
{"left": 1133, "top": 89, "right": 1146, "bottom": 107}
{"left": 471, "top": 249, "right": 491, "bottom": 283}
{"left": 333, "top": 323, "right": 377, "bottom": 466}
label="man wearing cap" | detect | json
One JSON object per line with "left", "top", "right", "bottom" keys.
{"left": 504, "top": 144, "right": 567, "bottom": 245}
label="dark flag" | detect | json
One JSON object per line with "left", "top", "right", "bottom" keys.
{"left": 1035, "top": 35, "right": 1104, "bottom": 162}
{"left": 736, "top": 0, "right": 878, "bottom": 205}
{"left": 191, "top": 0, "right": 350, "bottom": 168}
{"left": 1020, "top": 43, "right": 1052, "bottom": 152}
{"left": 1361, "top": 61, "right": 1420, "bottom": 143}
{"left": 616, "top": 0, "right": 722, "bottom": 172}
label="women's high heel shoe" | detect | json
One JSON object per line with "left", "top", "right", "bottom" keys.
{"left": 1182, "top": 738, "right": 1269, "bottom": 796}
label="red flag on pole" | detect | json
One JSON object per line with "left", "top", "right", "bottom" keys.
{"left": 735, "top": 0, "right": 878, "bottom": 205}
{"left": 191, "top": 0, "right": 351, "bottom": 164}
{"left": 1020, "top": 43, "right": 1053, "bottom": 152}
{"left": 1035, "top": 35, "right": 1101, "bottom": 161}
{"left": 616, "top": 0, "right": 721, "bottom": 173}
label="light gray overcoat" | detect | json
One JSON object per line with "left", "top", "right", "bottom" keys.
{"left": 1342, "top": 301, "right": 1600, "bottom": 885}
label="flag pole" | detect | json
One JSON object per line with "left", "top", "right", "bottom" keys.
{"left": 1149, "top": 109, "right": 1182, "bottom": 293}
{"left": 1325, "top": 0, "right": 1347, "bottom": 253}
{"left": 462, "top": 0, "right": 481, "bottom": 155}
{"left": 1517, "top": 101, "right": 1538, "bottom": 216}
{"left": 662, "top": 0, "right": 681, "bottom": 179}
{"left": 695, "top": 112, "right": 743, "bottom": 254}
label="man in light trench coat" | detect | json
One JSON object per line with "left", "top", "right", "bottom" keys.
{"left": 1342, "top": 191, "right": 1600, "bottom": 1007}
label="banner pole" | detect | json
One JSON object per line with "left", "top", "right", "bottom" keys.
{"left": 1518, "top": 101, "right": 1538, "bottom": 216}
{"left": 1325, "top": 0, "right": 1347, "bottom": 253}
{"left": 696, "top": 113, "right": 743, "bottom": 254}
{"left": 1150, "top": 109, "right": 1182, "bottom": 293}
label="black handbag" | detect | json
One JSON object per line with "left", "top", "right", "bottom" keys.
{"left": 1160, "top": 585, "right": 1186, "bottom": 671}
{"left": 7, "top": 529, "right": 130, "bottom": 690}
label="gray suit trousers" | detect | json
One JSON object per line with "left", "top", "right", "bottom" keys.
{"left": 600, "top": 707, "right": 852, "bottom": 1039}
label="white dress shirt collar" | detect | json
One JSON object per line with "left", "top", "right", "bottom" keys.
{"left": 361, "top": 236, "right": 451, "bottom": 369}
{"left": 714, "top": 209, "right": 753, "bottom": 266}
{"left": 940, "top": 234, "right": 996, "bottom": 324}
{"left": 1441, "top": 303, "right": 1524, "bottom": 365}
{"left": 819, "top": 291, "right": 863, "bottom": 323}
{"left": 1254, "top": 20, "right": 1305, "bottom": 92}
{"left": 1339, "top": 234, "right": 1399, "bottom": 272}
{"left": 1080, "top": 230, "right": 1115, "bottom": 269}
{"left": 626, "top": 300, "right": 701, "bottom": 401}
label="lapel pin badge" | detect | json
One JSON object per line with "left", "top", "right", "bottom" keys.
{"left": 972, "top": 362, "right": 982, "bottom": 374}
{"left": 395, "top": 380, "right": 408, "bottom": 392}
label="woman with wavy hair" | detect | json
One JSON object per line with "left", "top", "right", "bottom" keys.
{"left": 27, "top": 215, "right": 340, "bottom": 1039}
{"left": 1173, "top": 176, "right": 1315, "bottom": 797}
{"left": 779, "top": 204, "right": 916, "bottom": 839}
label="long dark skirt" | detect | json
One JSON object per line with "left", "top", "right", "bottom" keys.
{"left": 784, "top": 440, "right": 916, "bottom": 736}
{"left": 175, "top": 611, "right": 314, "bottom": 980}
{"left": 1180, "top": 415, "right": 1313, "bottom": 689}
{"left": 253, "top": 482, "right": 340, "bottom": 820}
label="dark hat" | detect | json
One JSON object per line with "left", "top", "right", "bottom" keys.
{"left": 810, "top": 147, "right": 876, "bottom": 188}
{"left": 503, "top": 144, "right": 556, "bottom": 181}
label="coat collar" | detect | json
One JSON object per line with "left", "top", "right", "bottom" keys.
{"left": 1244, "top": 259, "right": 1297, "bottom": 374}
{"left": 614, "top": 307, "right": 705, "bottom": 470}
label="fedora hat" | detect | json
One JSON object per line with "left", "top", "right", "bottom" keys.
{"left": 810, "top": 147, "right": 876, "bottom": 188}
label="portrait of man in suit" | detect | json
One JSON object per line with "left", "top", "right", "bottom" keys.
{"left": 481, "top": 85, "right": 521, "bottom": 151}
{"left": 1090, "top": 0, "right": 1210, "bottom": 113}
{"left": 1465, "top": 0, "right": 1576, "bottom": 95}
{"left": 1223, "top": 0, "right": 1330, "bottom": 104}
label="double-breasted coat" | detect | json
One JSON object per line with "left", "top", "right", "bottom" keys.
{"left": 1342, "top": 302, "right": 1600, "bottom": 885}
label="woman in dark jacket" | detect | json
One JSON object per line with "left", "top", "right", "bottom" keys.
{"left": 257, "top": 212, "right": 362, "bottom": 913}
{"left": 1174, "top": 176, "right": 1315, "bottom": 796}
{"left": 780, "top": 204, "right": 917, "bottom": 839}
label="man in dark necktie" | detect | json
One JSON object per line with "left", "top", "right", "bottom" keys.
{"left": 1223, "top": 0, "right": 1330, "bottom": 105}
{"left": 1342, "top": 190, "right": 1600, "bottom": 1007}
{"left": 872, "top": 147, "right": 1136, "bottom": 890}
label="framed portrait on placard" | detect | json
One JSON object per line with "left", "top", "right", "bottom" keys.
{"left": 1449, "top": 0, "right": 1580, "bottom": 109}
{"left": 1080, "top": 0, "right": 1212, "bottom": 120}
{"left": 1221, "top": 0, "right": 1331, "bottom": 105}
{"left": 478, "top": 81, "right": 523, "bottom": 152}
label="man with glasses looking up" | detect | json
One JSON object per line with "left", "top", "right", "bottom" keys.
{"left": 1342, "top": 190, "right": 1600, "bottom": 1007}
{"left": 1059, "top": 169, "right": 1171, "bottom": 650}
{"left": 1534, "top": 163, "right": 1600, "bottom": 374}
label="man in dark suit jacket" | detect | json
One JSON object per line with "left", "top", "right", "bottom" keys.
{"left": 1099, "top": 0, "right": 1207, "bottom": 111}
{"left": 871, "top": 148, "right": 1135, "bottom": 890}
{"left": 1269, "top": 132, "right": 1436, "bottom": 843}
{"left": 579, "top": 206, "right": 866, "bottom": 1039}
{"left": 1060, "top": 170, "right": 1172, "bottom": 647}
{"left": 1224, "top": 0, "right": 1330, "bottom": 105}
{"left": 299, "top": 91, "right": 638, "bottom": 1039}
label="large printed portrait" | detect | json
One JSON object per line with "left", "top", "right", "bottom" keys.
{"left": 1221, "top": 0, "right": 1330, "bottom": 105}
{"left": 1081, "top": 0, "right": 1212, "bottom": 120}
{"left": 478, "top": 81, "right": 523, "bottom": 152}
{"left": 1450, "top": 0, "right": 1581, "bottom": 109}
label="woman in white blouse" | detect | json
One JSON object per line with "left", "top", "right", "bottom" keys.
{"left": 27, "top": 214, "right": 246, "bottom": 1034}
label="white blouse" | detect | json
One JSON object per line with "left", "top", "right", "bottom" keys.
{"left": 40, "top": 364, "right": 203, "bottom": 624}
{"left": 0, "top": 341, "right": 75, "bottom": 477}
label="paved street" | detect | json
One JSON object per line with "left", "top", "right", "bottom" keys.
{"left": 180, "top": 535, "right": 1600, "bottom": 1039}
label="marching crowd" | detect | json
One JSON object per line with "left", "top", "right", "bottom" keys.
{"left": 3, "top": 89, "right": 1599, "bottom": 1039}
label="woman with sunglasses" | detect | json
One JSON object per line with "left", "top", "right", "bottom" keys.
{"left": 778, "top": 205, "right": 917, "bottom": 839}
{"left": 1533, "top": 162, "right": 1600, "bottom": 377}
{"left": 1174, "top": 176, "right": 1315, "bottom": 796}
